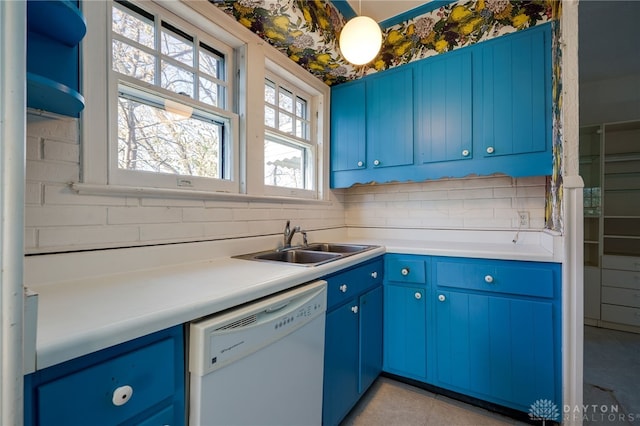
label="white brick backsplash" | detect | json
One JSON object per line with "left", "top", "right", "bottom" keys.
{"left": 26, "top": 205, "right": 106, "bottom": 227}
{"left": 204, "top": 221, "right": 250, "bottom": 238}
{"left": 140, "top": 223, "right": 205, "bottom": 242}
{"left": 43, "top": 139, "right": 79, "bottom": 163}
{"left": 45, "top": 184, "right": 127, "bottom": 206}
{"left": 142, "top": 197, "right": 205, "bottom": 207}
{"left": 26, "top": 159, "right": 79, "bottom": 183}
{"left": 25, "top": 182, "right": 42, "bottom": 205}
{"left": 108, "top": 206, "right": 182, "bottom": 224}
{"left": 183, "top": 207, "right": 234, "bottom": 223}
{"left": 26, "top": 136, "right": 41, "bottom": 160}
{"left": 27, "top": 113, "right": 78, "bottom": 141}
{"left": 38, "top": 226, "right": 140, "bottom": 249}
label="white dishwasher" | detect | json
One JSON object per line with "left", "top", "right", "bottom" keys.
{"left": 189, "top": 280, "right": 327, "bottom": 426}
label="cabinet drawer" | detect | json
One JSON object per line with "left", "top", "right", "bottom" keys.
{"left": 326, "top": 258, "right": 383, "bottom": 310}
{"left": 602, "top": 268, "right": 640, "bottom": 290}
{"left": 434, "top": 258, "right": 554, "bottom": 298}
{"left": 37, "top": 338, "right": 175, "bottom": 425}
{"left": 602, "top": 304, "right": 640, "bottom": 327}
{"left": 602, "top": 255, "right": 640, "bottom": 271}
{"left": 385, "top": 255, "right": 426, "bottom": 284}
{"left": 602, "top": 286, "right": 640, "bottom": 309}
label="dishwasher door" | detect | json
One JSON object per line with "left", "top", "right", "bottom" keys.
{"left": 189, "top": 280, "right": 327, "bottom": 426}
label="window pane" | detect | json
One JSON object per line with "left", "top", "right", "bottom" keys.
{"left": 264, "top": 139, "right": 305, "bottom": 189}
{"left": 112, "top": 40, "right": 155, "bottom": 83}
{"left": 279, "top": 112, "right": 293, "bottom": 134}
{"left": 199, "top": 77, "right": 221, "bottom": 107}
{"left": 117, "top": 96, "right": 222, "bottom": 178}
{"left": 161, "top": 61, "right": 194, "bottom": 97}
{"left": 265, "top": 81, "right": 276, "bottom": 105}
{"left": 161, "top": 28, "right": 193, "bottom": 66}
{"left": 265, "top": 106, "right": 275, "bottom": 128}
{"left": 112, "top": 6, "right": 154, "bottom": 49}
{"left": 296, "top": 121, "right": 309, "bottom": 139}
{"left": 200, "top": 48, "right": 221, "bottom": 78}
{"left": 279, "top": 88, "right": 293, "bottom": 112}
{"left": 296, "top": 97, "right": 306, "bottom": 119}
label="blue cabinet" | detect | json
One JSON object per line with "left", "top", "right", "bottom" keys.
{"left": 331, "top": 66, "right": 413, "bottom": 187}
{"left": 383, "top": 254, "right": 428, "bottom": 381}
{"left": 24, "top": 326, "right": 185, "bottom": 426}
{"left": 432, "top": 257, "right": 561, "bottom": 413}
{"left": 330, "top": 23, "right": 552, "bottom": 187}
{"left": 322, "top": 257, "right": 383, "bottom": 426}
{"left": 415, "top": 49, "right": 473, "bottom": 164}
{"left": 27, "top": 0, "right": 86, "bottom": 116}
{"left": 331, "top": 81, "right": 366, "bottom": 172}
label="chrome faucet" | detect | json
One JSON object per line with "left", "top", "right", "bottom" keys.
{"left": 283, "top": 220, "right": 301, "bottom": 249}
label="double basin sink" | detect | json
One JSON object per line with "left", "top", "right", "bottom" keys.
{"left": 234, "top": 243, "right": 379, "bottom": 267}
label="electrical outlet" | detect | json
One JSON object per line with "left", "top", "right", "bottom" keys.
{"left": 518, "top": 211, "right": 530, "bottom": 228}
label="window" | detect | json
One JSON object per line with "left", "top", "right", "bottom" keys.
{"left": 109, "top": 1, "right": 237, "bottom": 191}
{"left": 264, "top": 76, "right": 316, "bottom": 195}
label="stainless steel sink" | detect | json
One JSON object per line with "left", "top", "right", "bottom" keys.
{"left": 304, "top": 243, "right": 373, "bottom": 254}
{"left": 233, "top": 243, "right": 379, "bottom": 266}
{"left": 253, "top": 250, "right": 341, "bottom": 265}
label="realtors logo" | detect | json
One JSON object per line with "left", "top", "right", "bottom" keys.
{"left": 529, "top": 399, "right": 560, "bottom": 424}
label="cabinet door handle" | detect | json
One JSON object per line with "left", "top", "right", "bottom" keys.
{"left": 486, "top": 146, "right": 495, "bottom": 154}
{"left": 461, "top": 149, "right": 470, "bottom": 157}
{"left": 438, "top": 294, "right": 446, "bottom": 302}
{"left": 351, "top": 305, "right": 359, "bottom": 314}
{"left": 484, "top": 275, "right": 494, "bottom": 283}
{"left": 357, "top": 161, "right": 364, "bottom": 167}
{"left": 414, "top": 292, "right": 422, "bottom": 300}
{"left": 373, "top": 159, "right": 380, "bottom": 166}
{"left": 339, "top": 284, "right": 348, "bottom": 293}
{"left": 371, "top": 271, "right": 378, "bottom": 279}
{"left": 401, "top": 267, "right": 410, "bottom": 276}
{"left": 112, "top": 385, "right": 133, "bottom": 406}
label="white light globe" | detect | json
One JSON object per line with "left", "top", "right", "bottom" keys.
{"left": 339, "top": 16, "right": 382, "bottom": 65}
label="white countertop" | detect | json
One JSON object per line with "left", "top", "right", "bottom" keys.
{"left": 25, "top": 227, "right": 561, "bottom": 372}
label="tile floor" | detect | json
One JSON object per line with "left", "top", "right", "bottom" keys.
{"left": 341, "top": 326, "right": 640, "bottom": 426}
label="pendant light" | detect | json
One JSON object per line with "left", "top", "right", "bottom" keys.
{"left": 339, "top": 0, "right": 382, "bottom": 65}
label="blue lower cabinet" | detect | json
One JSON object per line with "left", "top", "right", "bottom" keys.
{"left": 432, "top": 257, "right": 562, "bottom": 413}
{"left": 24, "top": 325, "right": 185, "bottom": 426}
{"left": 322, "top": 262, "right": 383, "bottom": 426}
{"left": 383, "top": 284, "right": 427, "bottom": 382}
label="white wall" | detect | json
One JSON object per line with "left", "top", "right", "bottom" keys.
{"left": 25, "top": 113, "right": 346, "bottom": 254}
{"left": 580, "top": 73, "right": 640, "bottom": 125}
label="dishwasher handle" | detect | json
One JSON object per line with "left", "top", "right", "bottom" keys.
{"left": 265, "top": 301, "right": 290, "bottom": 313}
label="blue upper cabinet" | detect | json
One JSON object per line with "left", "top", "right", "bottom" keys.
{"left": 476, "top": 25, "right": 550, "bottom": 161}
{"left": 26, "top": 0, "right": 86, "bottom": 116}
{"left": 366, "top": 66, "right": 414, "bottom": 169}
{"left": 331, "top": 81, "right": 366, "bottom": 172}
{"left": 330, "top": 23, "right": 553, "bottom": 188}
{"left": 415, "top": 49, "right": 473, "bottom": 164}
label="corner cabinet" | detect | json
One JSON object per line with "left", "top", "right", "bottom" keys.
{"left": 24, "top": 326, "right": 185, "bottom": 426}
{"left": 433, "top": 257, "right": 561, "bottom": 413}
{"left": 322, "top": 257, "right": 383, "bottom": 426}
{"left": 382, "top": 254, "right": 562, "bottom": 416}
{"left": 330, "top": 23, "right": 552, "bottom": 188}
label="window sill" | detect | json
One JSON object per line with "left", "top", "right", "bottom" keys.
{"left": 70, "top": 182, "right": 333, "bottom": 205}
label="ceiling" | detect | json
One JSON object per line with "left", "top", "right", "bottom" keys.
{"left": 346, "top": 0, "right": 640, "bottom": 83}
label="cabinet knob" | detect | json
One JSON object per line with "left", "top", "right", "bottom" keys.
{"left": 339, "top": 284, "right": 348, "bottom": 293}
{"left": 461, "top": 149, "right": 470, "bottom": 157}
{"left": 401, "top": 267, "right": 410, "bottom": 276}
{"left": 484, "top": 275, "right": 494, "bottom": 284}
{"left": 486, "top": 146, "right": 495, "bottom": 154}
{"left": 438, "top": 294, "right": 446, "bottom": 302}
{"left": 371, "top": 271, "right": 378, "bottom": 279}
{"left": 414, "top": 292, "right": 422, "bottom": 300}
{"left": 351, "top": 305, "right": 359, "bottom": 314}
{"left": 112, "top": 385, "right": 133, "bottom": 406}
{"left": 357, "top": 161, "right": 364, "bottom": 167}
{"left": 373, "top": 159, "right": 380, "bottom": 166}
